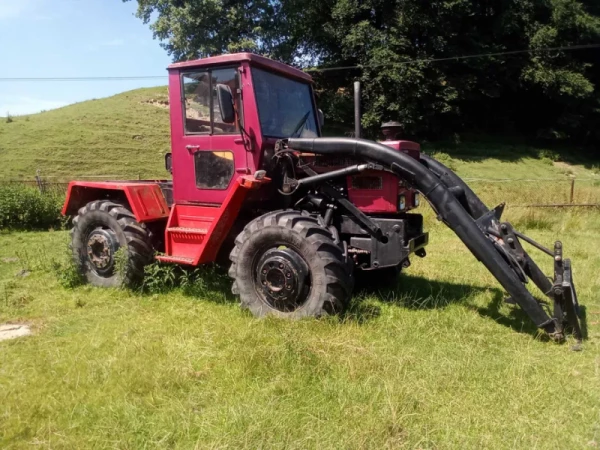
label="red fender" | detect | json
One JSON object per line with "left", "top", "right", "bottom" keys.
{"left": 62, "top": 181, "right": 170, "bottom": 222}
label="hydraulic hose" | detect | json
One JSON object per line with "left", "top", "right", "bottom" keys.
{"left": 286, "top": 137, "right": 556, "bottom": 333}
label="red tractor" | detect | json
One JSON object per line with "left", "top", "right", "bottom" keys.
{"left": 62, "top": 53, "right": 582, "bottom": 342}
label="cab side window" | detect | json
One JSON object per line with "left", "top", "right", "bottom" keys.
{"left": 182, "top": 72, "right": 211, "bottom": 134}
{"left": 182, "top": 67, "right": 241, "bottom": 135}
{"left": 194, "top": 151, "right": 235, "bottom": 189}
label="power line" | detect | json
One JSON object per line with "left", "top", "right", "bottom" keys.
{"left": 307, "top": 43, "right": 600, "bottom": 72}
{"left": 0, "top": 43, "right": 599, "bottom": 81}
{"left": 0, "top": 76, "right": 167, "bottom": 82}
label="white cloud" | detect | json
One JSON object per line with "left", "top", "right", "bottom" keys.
{"left": 0, "top": 96, "right": 68, "bottom": 116}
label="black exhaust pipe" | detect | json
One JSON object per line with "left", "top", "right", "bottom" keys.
{"left": 286, "top": 137, "right": 560, "bottom": 336}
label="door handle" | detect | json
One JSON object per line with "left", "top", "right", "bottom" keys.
{"left": 186, "top": 145, "right": 201, "bottom": 153}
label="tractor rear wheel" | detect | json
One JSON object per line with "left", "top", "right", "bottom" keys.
{"left": 70, "top": 200, "right": 153, "bottom": 288}
{"left": 229, "top": 210, "right": 353, "bottom": 318}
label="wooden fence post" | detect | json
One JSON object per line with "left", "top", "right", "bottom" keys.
{"left": 570, "top": 178, "right": 575, "bottom": 204}
{"left": 35, "top": 169, "right": 45, "bottom": 194}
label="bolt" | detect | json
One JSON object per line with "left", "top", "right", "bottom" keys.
{"left": 555, "top": 242, "right": 562, "bottom": 249}
{"left": 501, "top": 224, "right": 507, "bottom": 231}
{"left": 507, "top": 237, "right": 514, "bottom": 245}
{"left": 286, "top": 272, "right": 291, "bottom": 278}
{"left": 516, "top": 256, "right": 522, "bottom": 262}
{"left": 262, "top": 269, "right": 267, "bottom": 274}
{"left": 279, "top": 264, "right": 284, "bottom": 269}
{"left": 392, "top": 225, "right": 401, "bottom": 232}
{"left": 262, "top": 281, "right": 266, "bottom": 285}
{"left": 286, "top": 285, "right": 292, "bottom": 290}
{"left": 554, "top": 288, "right": 562, "bottom": 296}
{"left": 555, "top": 255, "right": 562, "bottom": 262}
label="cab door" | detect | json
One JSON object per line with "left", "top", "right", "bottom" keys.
{"left": 174, "top": 66, "right": 247, "bottom": 205}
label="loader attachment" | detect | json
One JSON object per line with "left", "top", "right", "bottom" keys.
{"left": 285, "top": 137, "right": 583, "bottom": 342}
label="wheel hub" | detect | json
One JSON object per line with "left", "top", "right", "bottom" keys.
{"left": 256, "top": 248, "right": 310, "bottom": 311}
{"left": 86, "top": 228, "right": 119, "bottom": 274}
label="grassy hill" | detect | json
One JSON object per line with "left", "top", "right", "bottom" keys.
{"left": 0, "top": 87, "right": 171, "bottom": 180}
{"left": 1, "top": 86, "right": 599, "bottom": 203}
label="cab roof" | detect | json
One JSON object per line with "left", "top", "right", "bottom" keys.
{"left": 167, "top": 52, "right": 312, "bottom": 83}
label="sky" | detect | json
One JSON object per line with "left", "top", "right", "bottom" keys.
{"left": 0, "top": 0, "right": 172, "bottom": 116}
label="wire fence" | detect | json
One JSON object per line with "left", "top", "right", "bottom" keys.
{"left": 1, "top": 173, "right": 599, "bottom": 208}
{"left": 464, "top": 177, "right": 600, "bottom": 208}
{"left": 0, "top": 173, "right": 133, "bottom": 195}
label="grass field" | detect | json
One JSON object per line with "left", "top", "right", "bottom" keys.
{"left": 1, "top": 207, "right": 599, "bottom": 449}
{"left": 1, "top": 88, "right": 600, "bottom": 448}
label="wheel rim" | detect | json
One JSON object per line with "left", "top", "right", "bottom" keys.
{"left": 254, "top": 247, "right": 311, "bottom": 312}
{"left": 85, "top": 227, "right": 120, "bottom": 276}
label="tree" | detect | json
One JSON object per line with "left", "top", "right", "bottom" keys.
{"left": 126, "top": 0, "right": 600, "bottom": 142}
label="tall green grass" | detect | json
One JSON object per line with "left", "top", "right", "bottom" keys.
{"left": 0, "top": 184, "right": 64, "bottom": 230}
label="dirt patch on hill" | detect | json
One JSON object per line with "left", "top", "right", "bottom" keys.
{"left": 142, "top": 98, "right": 170, "bottom": 110}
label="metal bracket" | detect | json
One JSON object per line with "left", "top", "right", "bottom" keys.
{"left": 475, "top": 203, "right": 505, "bottom": 231}
{"left": 499, "top": 222, "right": 525, "bottom": 263}
{"left": 319, "top": 184, "right": 384, "bottom": 241}
{"left": 552, "top": 242, "right": 582, "bottom": 343}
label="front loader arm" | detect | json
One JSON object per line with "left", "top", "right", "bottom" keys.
{"left": 285, "top": 137, "right": 582, "bottom": 342}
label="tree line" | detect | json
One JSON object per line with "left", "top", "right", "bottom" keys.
{"left": 127, "top": 0, "right": 600, "bottom": 144}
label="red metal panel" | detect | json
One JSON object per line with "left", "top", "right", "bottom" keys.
{"left": 169, "top": 61, "right": 262, "bottom": 205}
{"left": 62, "top": 181, "right": 170, "bottom": 222}
{"left": 160, "top": 175, "right": 270, "bottom": 265}
{"left": 197, "top": 175, "right": 269, "bottom": 264}
{"left": 125, "top": 184, "right": 170, "bottom": 222}
{"left": 380, "top": 140, "right": 421, "bottom": 159}
{"left": 168, "top": 53, "right": 312, "bottom": 82}
{"left": 347, "top": 172, "right": 399, "bottom": 213}
{"left": 347, "top": 140, "right": 421, "bottom": 213}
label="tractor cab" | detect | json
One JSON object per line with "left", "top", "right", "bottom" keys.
{"left": 166, "top": 53, "right": 321, "bottom": 205}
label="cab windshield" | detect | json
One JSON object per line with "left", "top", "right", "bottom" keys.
{"left": 252, "top": 67, "right": 319, "bottom": 139}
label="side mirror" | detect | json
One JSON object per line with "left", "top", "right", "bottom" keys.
{"left": 318, "top": 109, "right": 325, "bottom": 128}
{"left": 216, "top": 84, "right": 235, "bottom": 124}
{"left": 165, "top": 152, "right": 172, "bottom": 173}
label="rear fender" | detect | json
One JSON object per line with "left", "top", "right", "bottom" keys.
{"left": 62, "top": 182, "right": 170, "bottom": 222}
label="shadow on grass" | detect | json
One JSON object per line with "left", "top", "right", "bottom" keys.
{"left": 579, "top": 305, "right": 589, "bottom": 340}
{"left": 346, "top": 273, "right": 547, "bottom": 338}
{"left": 474, "top": 291, "right": 540, "bottom": 337}
{"left": 143, "top": 262, "right": 587, "bottom": 341}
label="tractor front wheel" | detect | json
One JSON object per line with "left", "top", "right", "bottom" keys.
{"left": 70, "top": 200, "right": 153, "bottom": 288}
{"left": 229, "top": 210, "right": 353, "bottom": 318}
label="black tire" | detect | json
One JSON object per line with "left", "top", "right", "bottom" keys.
{"left": 71, "top": 200, "right": 154, "bottom": 288}
{"left": 228, "top": 210, "right": 353, "bottom": 318}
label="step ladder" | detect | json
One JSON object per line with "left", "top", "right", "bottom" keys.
{"left": 156, "top": 175, "right": 268, "bottom": 266}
